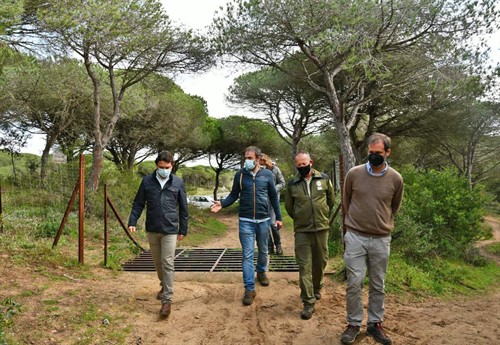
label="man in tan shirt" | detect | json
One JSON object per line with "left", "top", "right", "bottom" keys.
{"left": 341, "top": 133, "right": 404, "bottom": 345}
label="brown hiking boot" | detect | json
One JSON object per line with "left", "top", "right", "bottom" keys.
{"left": 160, "top": 303, "right": 171, "bottom": 317}
{"left": 156, "top": 288, "right": 163, "bottom": 300}
{"left": 314, "top": 289, "right": 321, "bottom": 300}
{"left": 366, "top": 322, "right": 392, "bottom": 345}
{"left": 242, "top": 290, "right": 256, "bottom": 305}
{"left": 341, "top": 324, "right": 360, "bottom": 344}
{"left": 256, "top": 272, "right": 269, "bottom": 286}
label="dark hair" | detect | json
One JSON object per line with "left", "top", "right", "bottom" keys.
{"left": 245, "top": 146, "right": 261, "bottom": 158}
{"left": 155, "top": 150, "right": 174, "bottom": 164}
{"left": 367, "top": 133, "right": 391, "bottom": 151}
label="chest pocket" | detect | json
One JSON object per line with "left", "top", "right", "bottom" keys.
{"left": 166, "top": 186, "right": 179, "bottom": 202}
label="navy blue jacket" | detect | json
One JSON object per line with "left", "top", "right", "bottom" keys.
{"left": 128, "top": 172, "right": 188, "bottom": 235}
{"left": 221, "top": 167, "right": 282, "bottom": 221}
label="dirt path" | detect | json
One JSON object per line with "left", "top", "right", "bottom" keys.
{"left": 120, "top": 214, "right": 500, "bottom": 345}
{"left": 2, "top": 214, "right": 499, "bottom": 345}
{"left": 477, "top": 216, "right": 500, "bottom": 265}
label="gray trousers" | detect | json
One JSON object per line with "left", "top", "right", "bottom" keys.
{"left": 344, "top": 231, "right": 391, "bottom": 326}
{"left": 147, "top": 232, "right": 177, "bottom": 304}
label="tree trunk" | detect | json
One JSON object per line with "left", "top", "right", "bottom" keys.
{"left": 335, "top": 123, "right": 357, "bottom": 174}
{"left": 127, "top": 144, "right": 138, "bottom": 171}
{"left": 213, "top": 166, "right": 225, "bottom": 201}
{"left": 40, "top": 134, "right": 58, "bottom": 185}
{"left": 10, "top": 152, "right": 17, "bottom": 182}
{"left": 87, "top": 141, "right": 104, "bottom": 191}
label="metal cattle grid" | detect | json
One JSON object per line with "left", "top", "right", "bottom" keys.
{"left": 121, "top": 248, "right": 299, "bottom": 272}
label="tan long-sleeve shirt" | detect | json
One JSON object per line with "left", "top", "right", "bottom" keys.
{"left": 343, "top": 164, "right": 404, "bottom": 237}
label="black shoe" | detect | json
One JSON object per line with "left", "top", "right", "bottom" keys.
{"left": 300, "top": 305, "right": 314, "bottom": 320}
{"left": 366, "top": 323, "right": 392, "bottom": 345}
{"left": 314, "top": 290, "right": 321, "bottom": 300}
{"left": 268, "top": 247, "right": 275, "bottom": 255}
{"left": 275, "top": 245, "right": 283, "bottom": 255}
{"left": 242, "top": 290, "right": 256, "bottom": 306}
{"left": 256, "top": 272, "right": 269, "bottom": 286}
{"left": 341, "top": 324, "right": 360, "bottom": 344}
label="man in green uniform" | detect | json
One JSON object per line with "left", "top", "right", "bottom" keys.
{"left": 285, "top": 151, "right": 334, "bottom": 320}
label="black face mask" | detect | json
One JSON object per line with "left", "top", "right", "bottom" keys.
{"left": 297, "top": 164, "right": 311, "bottom": 178}
{"left": 368, "top": 153, "right": 385, "bottom": 167}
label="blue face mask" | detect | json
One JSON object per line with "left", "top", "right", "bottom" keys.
{"left": 157, "top": 168, "right": 171, "bottom": 179}
{"left": 244, "top": 159, "right": 256, "bottom": 171}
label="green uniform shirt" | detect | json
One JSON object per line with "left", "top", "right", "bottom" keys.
{"left": 285, "top": 169, "right": 335, "bottom": 233}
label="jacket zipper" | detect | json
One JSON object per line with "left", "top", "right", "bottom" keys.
{"left": 306, "top": 177, "right": 317, "bottom": 230}
{"left": 253, "top": 174, "right": 256, "bottom": 219}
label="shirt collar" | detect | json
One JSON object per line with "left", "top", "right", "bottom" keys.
{"left": 366, "top": 162, "right": 389, "bottom": 177}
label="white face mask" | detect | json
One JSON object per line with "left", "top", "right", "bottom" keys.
{"left": 157, "top": 168, "right": 171, "bottom": 179}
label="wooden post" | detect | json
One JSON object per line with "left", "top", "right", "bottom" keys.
{"left": 52, "top": 182, "right": 79, "bottom": 248}
{"left": 107, "top": 196, "right": 145, "bottom": 252}
{"left": 0, "top": 181, "right": 3, "bottom": 234}
{"left": 78, "top": 155, "right": 85, "bottom": 264}
{"left": 104, "top": 184, "right": 108, "bottom": 267}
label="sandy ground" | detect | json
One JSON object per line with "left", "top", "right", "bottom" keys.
{"left": 1, "top": 213, "right": 499, "bottom": 345}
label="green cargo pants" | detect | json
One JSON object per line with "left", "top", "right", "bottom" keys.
{"left": 294, "top": 229, "right": 329, "bottom": 306}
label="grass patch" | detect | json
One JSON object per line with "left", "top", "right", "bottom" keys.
{"left": 0, "top": 298, "right": 21, "bottom": 345}
{"left": 386, "top": 254, "right": 500, "bottom": 297}
{"left": 485, "top": 242, "right": 500, "bottom": 255}
{"left": 182, "top": 212, "right": 228, "bottom": 247}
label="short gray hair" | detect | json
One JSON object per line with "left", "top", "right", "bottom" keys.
{"left": 295, "top": 151, "right": 311, "bottom": 160}
{"left": 367, "top": 133, "right": 391, "bottom": 151}
{"left": 245, "top": 146, "right": 262, "bottom": 157}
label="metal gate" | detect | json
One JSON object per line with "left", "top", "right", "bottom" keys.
{"left": 122, "top": 248, "right": 299, "bottom": 272}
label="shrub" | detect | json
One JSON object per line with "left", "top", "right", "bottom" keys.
{"left": 392, "top": 167, "right": 488, "bottom": 259}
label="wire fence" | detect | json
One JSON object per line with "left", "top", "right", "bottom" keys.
{"left": 0, "top": 155, "right": 145, "bottom": 266}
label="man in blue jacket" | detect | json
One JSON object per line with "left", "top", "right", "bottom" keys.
{"left": 211, "top": 146, "right": 283, "bottom": 306}
{"left": 128, "top": 151, "right": 188, "bottom": 318}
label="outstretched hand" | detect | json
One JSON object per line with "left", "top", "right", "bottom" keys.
{"left": 211, "top": 200, "right": 222, "bottom": 213}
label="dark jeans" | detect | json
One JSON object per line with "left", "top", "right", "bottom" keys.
{"left": 268, "top": 224, "right": 282, "bottom": 249}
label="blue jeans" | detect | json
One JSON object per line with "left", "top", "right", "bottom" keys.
{"left": 239, "top": 219, "right": 270, "bottom": 291}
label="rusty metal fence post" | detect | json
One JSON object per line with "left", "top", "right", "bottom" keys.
{"left": 104, "top": 184, "right": 108, "bottom": 266}
{"left": 78, "top": 155, "right": 85, "bottom": 264}
{"left": 0, "top": 181, "right": 3, "bottom": 234}
{"left": 103, "top": 188, "right": 145, "bottom": 263}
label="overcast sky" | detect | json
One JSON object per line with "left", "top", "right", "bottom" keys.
{"left": 161, "top": 0, "right": 242, "bottom": 119}
{"left": 21, "top": 0, "right": 499, "bottom": 154}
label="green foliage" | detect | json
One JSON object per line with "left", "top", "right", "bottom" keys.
{"left": 392, "top": 167, "right": 488, "bottom": 259}
{"left": 386, "top": 255, "right": 500, "bottom": 297}
{"left": 485, "top": 242, "right": 500, "bottom": 255}
{"left": 35, "top": 219, "right": 60, "bottom": 239}
{"left": 0, "top": 297, "right": 21, "bottom": 344}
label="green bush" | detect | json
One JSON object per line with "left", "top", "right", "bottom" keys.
{"left": 392, "top": 167, "right": 488, "bottom": 260}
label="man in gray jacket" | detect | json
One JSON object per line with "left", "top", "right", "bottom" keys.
{"left": 260, "top": 154, "right": 286, "bottom": 255}
{"left": 128, "top": 151, "right": 188, "bottom": 318}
